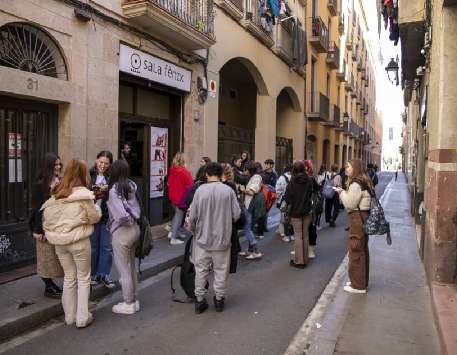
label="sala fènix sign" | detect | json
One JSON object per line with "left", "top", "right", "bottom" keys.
{"left": 119, "top": 44, "right": 191, "bottom": 92}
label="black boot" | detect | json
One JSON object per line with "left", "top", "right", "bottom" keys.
{"left": 214, "top": 296, "right": 225, "bottom": 312}
{"left": 195, "top": 298, "right": 208, "bottom": 314}
{"left": 44, "top": 286, "right": 62, "bottom": 299}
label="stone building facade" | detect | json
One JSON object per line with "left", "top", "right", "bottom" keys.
{"left": 387, "top": 0, "right": 457, "bottom": 285}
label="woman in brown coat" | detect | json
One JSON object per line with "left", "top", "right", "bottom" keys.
{"left": 335, "top": 159, "right": 373, "bottom": 294}
{"left": 30, "top": 153, "right": 64, "bottom": 298}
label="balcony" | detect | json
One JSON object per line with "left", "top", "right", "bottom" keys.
{"left": 307, "top": 91, "right": 330, "bottom": 122}
{"left": 344, "top": 77, "right": 353, "bottom": 92}
{"left": 274, "top": 22, "right": 294, "bottom": 66}
{"left": 350, "top": 122, "right": 360, "bottom": 139}
{"left": 326, "top": 41, "right": 340, "bottom": 69}
{"left": 343, "top": 116, "right": 351, "bottom": 136}
{"left": 338, "top": 12, "right": 344, "bottom": 34}
{"left": 345, "top": 35, "right": 352, "bottom": 49}
{"left": 361, "top": 68, "right": 366, "bottom": 80}
{"left": 309, "top": 17, "right": 329, "bottom": 53}
{"left": 122, "top": 0, "right": 215, "bottom": 51}
{"left": 336, "top": 61, "right": 346, "bottom": 82}
{"left": 351, "top": 43, "right": 357, "bottom": 60}
{"left": 243, "top": 0, "right": 274, "bottom": 47}
{"left": 215, "top": 0, "right": 244, "bottom": 20}
{"left": 327, "top": 0, "right": 337, "bottom": 16}
{"left": 364, "top": 103, "right": 369, "bottom": 116}
{"left": 333, "top": 104, "right": 341, "bottom": 127}
{"left": 356, "top": 55, "right": 362, "bottom": 71}
{"left": 365, "top": 77, "right": 369, "bottom": 87}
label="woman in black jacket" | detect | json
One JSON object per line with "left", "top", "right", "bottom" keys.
{"left": 285, "top": 161, "right": 313, "bottom": 268}
{"left": 89, "top": 150, "right": 115, "bottom": 288}
{"left": 30, "top": 153, "right": 64, "bottom": 298}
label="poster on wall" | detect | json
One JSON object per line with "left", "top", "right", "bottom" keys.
{"left": 150, "top": 126, "right": 168, "bottom": 198}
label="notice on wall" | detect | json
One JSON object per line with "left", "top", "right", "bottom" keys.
{"left": 150, "top": 127, "right": 168, "bottom": 199}
{"left": 8, "top": 133, "right": 22, "bottom": 158}
{"left": 119, "top": 44, "right": 191, "bottom": 92}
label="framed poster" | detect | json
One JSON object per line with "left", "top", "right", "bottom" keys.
{"left": 150, "top": 126, "right": 168, "bottom": 198}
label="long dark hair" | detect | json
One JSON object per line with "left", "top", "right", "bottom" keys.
{"left": 108, "top": 160, "right": 131, "bottom": 200}
{"left": 37, "top": 153, "right": 60, "bottom": 188}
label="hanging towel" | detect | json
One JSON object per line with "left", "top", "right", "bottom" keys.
{"left": 268, "top": 0, "right": 280, "bottom": 18}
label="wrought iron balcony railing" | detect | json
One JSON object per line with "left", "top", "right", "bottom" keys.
{"left": 326, "top": 41, "right": 340, "bottom": 69}
{"left": 307, "top": 91, "right": 330, "bottom": 122}
{"left": 309, "top": 17, "right": 329, "bottom": 53}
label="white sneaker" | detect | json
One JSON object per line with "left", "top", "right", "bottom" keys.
{"left": 308, "top": 246, "right": 316, "bottom": 259}
{"left": 257, "top": 235, "right": 265, "bottom": 240}
{"left": 290, "top": 250, "right": 295, "bottom": 255}
{"left": 346, "top": 281, "right": 351, "bottom": 286}
{"left": 282, "top": 236, "right": 291, "bottom": 242}
{"left": 76, "top": 313, "right": 93, "bottom": 328}
{"left": 290, "top": 235, "right": 295, "bottom": 241}
{"left": 167, "top": 232, "right": 172, "bottom": 239}
{"left": 170, "top": 238, "right": 184, "bottom": 245}
{"left": 343, "top": 285, "right": 367, "bottom": 294}
{"left": 112, "top": 302, "right": 136, "bottom": 315}
{"left": 316, "top": 225, "right": 323, "bottom": 231}
{"left": 245, "top": 252, "right": 263, "bottom": 260}
{"left": 135, "top": 300, "right": 140, "bottom": 312}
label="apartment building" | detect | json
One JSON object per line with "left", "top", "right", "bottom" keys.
{"left": 0, "top": 0, "right": 307, "bottom": 272}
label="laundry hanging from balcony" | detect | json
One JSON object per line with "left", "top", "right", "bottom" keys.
{"left": 380, "top": 0, "right": 399, "bottom": 45}
{"left": 258, "top": 0, "right": 281, "bottom": 32}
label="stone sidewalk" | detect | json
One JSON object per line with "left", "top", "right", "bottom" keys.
{"left": 285, "top": 173, "right": 443, "bottom": 355}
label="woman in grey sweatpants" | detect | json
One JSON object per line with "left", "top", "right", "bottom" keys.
{"left": 107, "top": 160, "right": 141, "bottom": 315}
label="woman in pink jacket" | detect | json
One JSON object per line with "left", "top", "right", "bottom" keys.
{"left": 167, "top": 152, "right": 193, "bottom": 245}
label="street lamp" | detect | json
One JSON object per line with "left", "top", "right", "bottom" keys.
{"left": 343, "top": 112, "right": 349, "bottom": 122}
{"left": 385, "top": 57, "right": 399, "bottom": 86}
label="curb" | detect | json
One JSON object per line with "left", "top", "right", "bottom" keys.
{"left": 0, "top": 251, "right": 183, "bottom": 344}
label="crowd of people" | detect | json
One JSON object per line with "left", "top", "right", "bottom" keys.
{"left": 29, "top": 148, "right": 380, "bottom": 324}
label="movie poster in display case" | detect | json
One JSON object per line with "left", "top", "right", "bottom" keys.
{"left": 150, "top": 126, "right": 168, "bottom": 198}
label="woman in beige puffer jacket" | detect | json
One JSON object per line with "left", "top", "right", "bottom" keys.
{"left": 42, "top": 159, "right": 101, "bottom": 328}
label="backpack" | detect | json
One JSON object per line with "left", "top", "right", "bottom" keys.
{"left": 322, "top": 175, "right": 336, "bottom": 199}
{"left": 135, "top": 190, "right": 154, "bottom": 272}
{"left": 311, "top": 189, "right": 324, "bottom": 225}
{"left": 261, "top": 184, "right": 277, "bottom": 212}
{"left": 354, "top": 180, "right": 391, "bottom": 245}
{"left": 170, "top": 236, "right": 208, "bottom": 303}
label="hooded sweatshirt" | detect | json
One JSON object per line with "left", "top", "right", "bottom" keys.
{"left": 106, "top": 180, "right": 141, "bottom": 234}
{"left": 285, "top": 173, "right": 313, "bottom": 218}
{"left": 167, "top": 166, "right": 193, "bottom": 205}
{"left": 41, "top": 187, "right": 102, "bottom": 245}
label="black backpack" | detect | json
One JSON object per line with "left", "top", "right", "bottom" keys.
{"left": 135, "top": 190, "right": 153, "bottom": 273}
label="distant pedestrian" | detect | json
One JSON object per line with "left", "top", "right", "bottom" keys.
{"left": 42, "top": 159, "right": 101, "bottom": 328}
{"left": 275, "top": 164, "right": 293, "bottom": 242}
{"left": 107, "top": 160, "right": 142, "bottom": 315}
{"left": 395, "top": 170, "right": 398, "bottom": 181}
{"left": 316, "top": 165, "right": 328, "bottom": 186}
{"left": 255, "top": 161, "right": 268, "bottom": 239}
{"left": 324, "top": 164, "right": 342, "bottom": 228}
{"left": 367, "top": 163, "right": 378, "bottom": 187}
{"left": 239, "top": 161, "right": 264, "bottom": 259}
{"left": 167, "top": 152, "right": 193, "bottom": 245}
{"left": 335, "top": 159, "right": 373, "bottom": 294}
{"left": 89, "top": 150, "right": 115, "bottom": 289}
{"left": 30, "top": 153, "right": 64, "bottom": 299}
{"left": 189, "top": 163, "right": 241, "bottom": 314}
{"left": 285, "top": 161, "right": 313, "bottom": 268}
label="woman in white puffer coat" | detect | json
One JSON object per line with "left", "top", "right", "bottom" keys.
{"left": 42, "top": 159, "right": 101, "bottom": 328}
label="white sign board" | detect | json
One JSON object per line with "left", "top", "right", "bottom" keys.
{"left": 119, "top": 44, "right": 191, "bottom": 92}
{"left": 150, "top": 127, "right": 168, "bottom": 198}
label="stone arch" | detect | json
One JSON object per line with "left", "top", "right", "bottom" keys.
{"left": 277, "top": 86, "right": 302, "bottom": 112}
{"left": 219, "top": 57, "right": 269, "bottom": 96}
{"left": 0, "top": 22, "right": 68, "bottom": 80}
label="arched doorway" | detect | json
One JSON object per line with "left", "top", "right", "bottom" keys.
{"left": 275, "top": 88, "right": 301, "bottom": 172}
{"left": 217, "top": 58, "right": 267, "bottom": 163}
{"left": 0, "top": 22, "right": 67, "bottom": 271}
{"left": 348, "top": 146, "right": 353, "bottom": 160}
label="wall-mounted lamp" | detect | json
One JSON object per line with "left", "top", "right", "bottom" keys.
{"left": 385, "top": 57, "right": 399, "bottom": 86}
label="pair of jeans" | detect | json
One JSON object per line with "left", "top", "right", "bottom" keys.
{"left": 242, "top": 208, "right": 257, "bottom": 247}
{"left": 112, "top": 224, "right": 140, "bottom": 304}
{"left": 55, "top": 238, "right": 91, "bottom": 326}
{"left": 90, "top": 222, "right": 112, "bottom": 278}
{"left": 170, "top": 205, "right": 191, "bottom": 240}
{"left": 325, "top": 196, "right": 340, "bottom": 223}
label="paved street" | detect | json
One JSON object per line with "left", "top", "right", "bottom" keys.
{"left": 1, "top": 174, "right": 391, "bottom": 355}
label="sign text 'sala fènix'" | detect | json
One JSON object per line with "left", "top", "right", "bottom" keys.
{"left": 119, "top": 44, "right": 191, "bottom": 92}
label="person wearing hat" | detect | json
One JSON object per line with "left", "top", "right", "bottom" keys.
{"left": 261, "top": 159, "right": 278, "bottom": 187}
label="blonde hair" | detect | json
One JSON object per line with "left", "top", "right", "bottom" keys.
{"left": 172, "top": 152, "right": 185, "bottom": 167}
